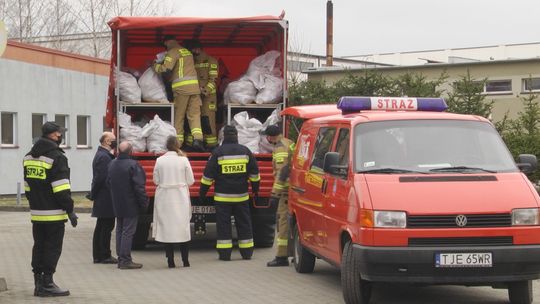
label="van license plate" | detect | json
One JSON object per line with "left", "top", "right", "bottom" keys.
{"left": 192, "top": 206, "right": 215, "bottom": 214}
{"left": 435, "top": 252, "right": 492, "bottom": 268}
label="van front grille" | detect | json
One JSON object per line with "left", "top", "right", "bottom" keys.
{"left": 408, "top": 236, "right": 513, "bottom": 247}
{"left": 407, "top": 214, "right": 511, "bottom": 228}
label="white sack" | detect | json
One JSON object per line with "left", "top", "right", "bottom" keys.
{"left": 141, "top": 115, "right": 176, "bottom": 153}
{"left": 233, "top": 111, "right": 262, "bottom": 153}
{"left": 138, "top": 68, "right": 168, "bottom": 103}
{"left": 118, "top": 112, "right": 132, "bottom": 128}
{"left": 255, "top": 75, "right": 283, "bottom": 104}
{"left": 245, "top": 50, "right": 281, "bottom": 90}
{"left": 223, "top": 78, "right": 257, "bottom": 105}
{"left": 120, "top": 125, "right": 146, "bottom": 152}
{"left": 117, "top": 71, "right": 141, "bottom": 103}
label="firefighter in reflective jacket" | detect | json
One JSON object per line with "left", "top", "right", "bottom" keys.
{"left": 264, "top": 125, "right": 295, "bottom": 267}
{"left": 153, "top": 35, "right": 204, "bottom": 151}
{"left": 23, "top": 122, "right": 77, "bottom": 297}
{"left": 184, "top": 40, "right": 219, "bottom": 149}
{"left": 199, "top": 125, "right": 260, "bottom": 261}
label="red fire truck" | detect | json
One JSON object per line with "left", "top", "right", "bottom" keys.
{"left": 285, "top": 97, "right": 540, "bottom": 304}
{"left": 105, "top": 14, "right": 288, "bottom": 248}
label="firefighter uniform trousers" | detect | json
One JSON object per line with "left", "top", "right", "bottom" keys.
{"left": 173, "top": 92, "right": 203, "bottom": 145}
{"left": 200, "top": 141, "right": 260, "bottom": 260}
{"left": 194, "top": 51, "right": 219, "bottom": 148}
{"left": 271, "top": 137, "right": 295, "bottom": 257}
{"left": 32, "top": 222, "right": 65, "bottom": 275}
{"left": 215, "top": 201, "right": 254, "bottom": 259}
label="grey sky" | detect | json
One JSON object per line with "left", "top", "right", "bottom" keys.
{"left": 171, "top": 0, "right": 540, "bottom": 57}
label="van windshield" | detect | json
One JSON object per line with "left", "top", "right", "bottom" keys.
{"left": 354, "top": 120, "right": 517, "bottom": 174}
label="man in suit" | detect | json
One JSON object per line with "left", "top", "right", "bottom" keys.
{"left": 89, "top": 131, "right": 118, "bottom": 264}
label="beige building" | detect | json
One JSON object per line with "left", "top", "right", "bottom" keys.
{"left": 306, "top": 58, "right": 540, "bottom": 122}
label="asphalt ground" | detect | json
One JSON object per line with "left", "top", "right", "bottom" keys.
{"left": 0, "top": 211, "right": 538, "bottom": 304}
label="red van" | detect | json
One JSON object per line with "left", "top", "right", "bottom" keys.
{"left": 284, "top": 97, "right": 540, "bottom": 304}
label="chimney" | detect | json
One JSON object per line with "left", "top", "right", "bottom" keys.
{"left": 326, "top": 0, "right": 333, "bottom": 66}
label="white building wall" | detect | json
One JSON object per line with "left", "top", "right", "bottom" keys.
{"left": 0, "top": 58, "right": 108, "bottom": 195}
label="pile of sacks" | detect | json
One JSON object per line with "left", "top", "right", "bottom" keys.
{"left": 218, "top": 109, "right": 282, "bottom": 153}
{"left": 117, "top": 60, "right": 169, "bottom": 103}
{"left": 118, "top": 113, "right": 176, "bottom": 153}
{"left": 224, "top": 50, "right": 283, "bottom": 105}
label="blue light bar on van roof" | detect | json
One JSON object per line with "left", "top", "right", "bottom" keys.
{"left": 337, "top": 96, "right": 448, "bottom": 112}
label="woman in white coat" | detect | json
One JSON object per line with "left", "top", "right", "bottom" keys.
{"left": 153, "top": 136, "right": 194, "bottom": 268}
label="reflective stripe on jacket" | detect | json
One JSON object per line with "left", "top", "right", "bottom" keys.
{"left": 153, "top": 41, "right": 200, "bottom": 95}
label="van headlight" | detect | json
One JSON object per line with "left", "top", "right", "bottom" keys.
{"left": 512, "top": 208, "right": 539, "bottom": 226}
{"left": 374, "top": 211, "right": 407, "bottom": 228}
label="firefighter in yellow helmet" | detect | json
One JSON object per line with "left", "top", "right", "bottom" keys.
{"left": 153, "top": 35, "right": 204, "bottom": 152}
{"left": 264, "top": 125, "right": 295, "bottom": 267}
{"left": 184, "top": 39, "right": 219, "bottom": 150}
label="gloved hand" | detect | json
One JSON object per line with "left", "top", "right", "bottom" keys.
{"left": 68, "top": 212, "right": 78, "bottom": 227}
{"left": 200, "top": 86, "right": 209, "bottom": 97}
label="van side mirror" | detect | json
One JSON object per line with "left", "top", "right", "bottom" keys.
{"left": 517, "top": 154, "right": 538, "bottom": 174}
{"left": 323, "top": 152, "right": 348, "bottom": 177}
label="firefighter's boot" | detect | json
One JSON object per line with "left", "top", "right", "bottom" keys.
{"left": 33, "top": 273, "right": 42, "bottom": 296}
{"left": 267, "top": 256, "right": 289, "bottom": 267}
{"left": 37, "top": 274, "right": 70, "bottom": 297}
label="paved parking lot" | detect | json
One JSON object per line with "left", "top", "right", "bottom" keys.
{"left": 0, "top": 211, "right": 538, "bottom": 304}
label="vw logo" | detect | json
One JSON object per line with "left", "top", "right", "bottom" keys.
{"left": 455, "top": 215, "right": 468, "bottom": 227}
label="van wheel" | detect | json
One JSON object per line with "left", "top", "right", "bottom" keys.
{"left": 341, "top": 240, "right": 372, "bottom": 304}
{"left": 293, "top": 224, "right": 315, "bottom": 273}
{"left": 508, "top": 280, "right": 533, "bottom": 304}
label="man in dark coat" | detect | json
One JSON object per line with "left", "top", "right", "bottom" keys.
{"left": 107, "top": 141, "right": 148, "bottom": 269}
{"left": 89, "top": 131, "right": 117, "bottom": 264}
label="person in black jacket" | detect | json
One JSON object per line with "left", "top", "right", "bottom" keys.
{"left": 199, "top": 125, "right": 260, "bottom": 261}
{"left": 107, "top": 141, "right": 148, "bottom": 269}
{"left": 23, "top": 121, "right": 77, "bottom": 297}
{"left": 89, "top": 131, "right": 118, "bottom": 264}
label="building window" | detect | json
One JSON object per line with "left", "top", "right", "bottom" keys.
{"left": 55, "top": 114, "right": 69, "bottom": 147}
{"left": 485, "top": 80, "right": 512, "bottom": 94}
{"left": 32, "top": 114, "right": 47, "bottom": 143}
{"left": 77, "top": 115, "right": 90, "bottom": 147}
{"left": 523, "top": 78, "right": 540, "bottom": 92}
{"left": 1, "top": 112, "right": 17, "bottom": 146}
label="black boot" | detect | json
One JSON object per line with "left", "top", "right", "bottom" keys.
{"left": 192, "top": 139, "right": 205, "bottom": 152}
{"left": 33, "top": 273, "right": 42, "bottom": 296}
{"left": 180, "top": 242, "right": 190, "bottom": 267}
{"left": 267, "top": 256, "right": 289, "bottom": 267}
{"left": 37, "top": 274, "right": 70, "bottom": 297}
{"left": 165, "top": 244, "right": 175, "bottom": 268}
{"left": 218, "top": 249, "right": 231, "bottom": 261}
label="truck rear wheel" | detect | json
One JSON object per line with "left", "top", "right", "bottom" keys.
{"left": 508, "top": 280, "right": 533, "bottom": 304}
{"left": 292, "top": 224, "right": 315, "bottom": 273}
{"left": 132, "top": 222, "right": 150, "bottom": 250}
{"left": 341, "top": 240, "right": 372, "bottom": 304}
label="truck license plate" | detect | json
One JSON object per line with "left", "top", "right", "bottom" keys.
{"left": 192, "top": 206, "right": 215, "bottom": 214}
{"left": 435, "top": 252, "right": 492, "bottom": 268}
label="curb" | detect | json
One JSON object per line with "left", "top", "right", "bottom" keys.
{"left": 0, "top": 206, "right": 92, "bottom": 213}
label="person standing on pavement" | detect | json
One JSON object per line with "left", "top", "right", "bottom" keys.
{"left": 184, "top": 39, "right": 219, "bottom": 150}
{"left": 199, "top": 125, "right": 260, "bottom": 261}
{"left": 107, "top": 141, "right": 149, "bottom": 269}
{"left": 152, "top": 136, "right": 195, "bottom": 268}
{"left": 23, "top": 121, "right": 77, "bottom": 297}
{"left": 153, "top": 35, "right": 204, "bottom": 151}
{"left": 264, "top": 125, "right": 295, "bottom": 267}
{"left": 89, "top": 131, "right": 118, "bottom": 264}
